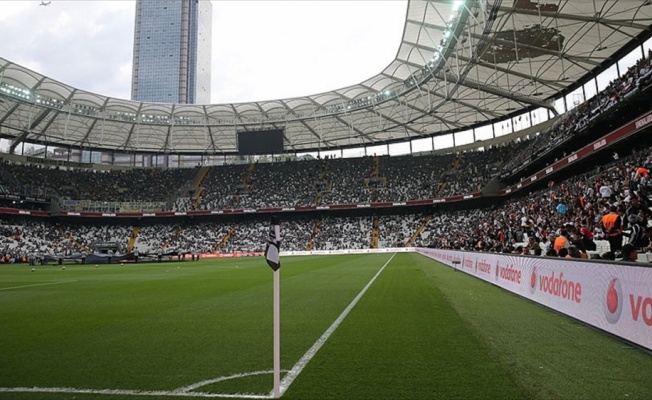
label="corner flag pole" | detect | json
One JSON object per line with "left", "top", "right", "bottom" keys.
{"left": 265, "top": 216, "right": 281, "bottom": 398}
{"left": 273, "top": 253, "right": 280, "bottom": 398}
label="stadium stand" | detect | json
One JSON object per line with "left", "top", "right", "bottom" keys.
{"left": 1, "top": 49, "right": 652, "bottom": 264}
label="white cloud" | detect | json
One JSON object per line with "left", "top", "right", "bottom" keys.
{"left": 0, "top": 0, "right": 407, "bottom": 103}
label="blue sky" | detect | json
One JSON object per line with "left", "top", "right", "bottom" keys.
{"left": 0, "top": 0, "right": 407, "bottom": 103}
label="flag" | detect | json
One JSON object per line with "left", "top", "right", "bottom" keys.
{"left": 265, "top": 216, "right": 281, "bottom": 271}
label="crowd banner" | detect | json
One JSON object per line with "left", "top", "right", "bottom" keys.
{"left": 416, "top": 248, "right": 652, "bottom": 351}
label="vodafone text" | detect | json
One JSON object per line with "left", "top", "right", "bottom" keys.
{"left": 538, "top": 271, "right": 581, "bottom": 303}
{"left": 498, "top": 264, "right": 521, "bottom": 283}
{"left": 630, "top": 294, "right": 652, "bottom": 326}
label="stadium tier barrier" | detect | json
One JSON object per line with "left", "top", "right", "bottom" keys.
{"left": 416, "top": 248, "right": 652, "bottom": 352}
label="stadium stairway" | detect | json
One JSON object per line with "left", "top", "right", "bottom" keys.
{"left": 232, "top": 162, "right": 256, "bottom": 207}
{"left": 127, "top": 226, "right": 140, "bottom": 252}
{"left": 436, "top": 154, "right": 463, "bottom": 197}
{"left": 305, "top": 219, "right": 321, "bottom": 251}
{"left": 314, "top": 160, "right": 329, "bottom": 206}
{"left": 214, "top": 224, "right": 237, "bottom": 252}
{"left": 369, "top": 156, "right": 381, "bottom": 202}
{"left": 191, "top": 166, "right": 210, "bottom": 209}
{"left": 371, "top": 217, "right": 379, "bottom": 248}
{"left": 405, "top": 215, "right": 432, "bottom": 247}
{"left": 162, "top": 226, "right": 184, "bottom": 250}
{"left": 62, "top": 229, "right": 93, "bottom": 254}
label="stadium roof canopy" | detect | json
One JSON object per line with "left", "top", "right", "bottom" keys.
{"left": 1, "top": 0, "right": 652, "bottom": 155}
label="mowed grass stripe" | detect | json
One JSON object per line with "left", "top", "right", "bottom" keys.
{"left": 416, "top": 253, "right": 652, "bottom": 400}
{"left": 3, "top": 253, "right": 652, "bottom": 400}
{"left": 284, "top": 252, "right": 525, "bottom": 400}
{"left": 0, "top": 255, "right": 392, "bottom": 399}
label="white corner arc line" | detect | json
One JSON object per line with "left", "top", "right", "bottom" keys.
{"left": 0, "top": 280, "right": 79, "bottom": 291}
{"left": 276, "top": 252, "right": 396, "bottom": 397}
{"left": 175, "top": 370, "right": 288, "bottom": 393}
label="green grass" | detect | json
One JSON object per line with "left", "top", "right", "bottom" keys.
{"left": 0, "top": 253, "right": 651, "bottom": 399}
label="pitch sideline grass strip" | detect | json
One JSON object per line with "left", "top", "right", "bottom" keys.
{"left": 282, "top": 252, "right": 526, "bottom": 400}
{"left": 0, "top": 279, "right": 79, "bottom": 291}
{"left": 277, "top": 253, "right": 396, "bottom": 397}
{"left": 416, "top": 253, "right": 652, "bottom": 399}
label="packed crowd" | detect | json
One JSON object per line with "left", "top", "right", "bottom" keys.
{"left": 0, "top": 220, "right": 131, "bottom": 262}
{"left": 503, "top": 49, "right": 652, "bottom": 175}
{"left": 429, "top": 144, "right": 652, "bottom": 261}
{"left": 0, "top": 160, "right": 196, "bottom": 203}
{"left": 0, "top": 50, "right": 650, "bottom": 216}
{"left": 0, "top": 48, "right": 651, "bottom": 263}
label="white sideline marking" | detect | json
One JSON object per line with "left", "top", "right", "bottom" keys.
{"left": 276, "top": 252, "right": 397, "bottom": 397}
{"left": 0, "top": 370, "right": 284, "bottom": 398}
{"left": 0, "top": 280, "right": 78, "bottom": 291}
{"left": 0, "top": 386, "right": 268, "bottom": 398}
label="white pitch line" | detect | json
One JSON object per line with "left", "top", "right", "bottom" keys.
{"left": 0, "top": 370, "right": 288, "bottom": 399}
{"left": 276, "top": 252, "right": 397, "bottom": 397}
{"left": 0, "top": 280, "right": 79, "bottom": 291}
{"left": 0, "top": 386, "right": 268, "bottom": 398}
{"left": 174, "top": 370, "right": 287, "bottom": 393}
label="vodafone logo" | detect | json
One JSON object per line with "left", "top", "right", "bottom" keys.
{"left": 603, "top": 277, "right": 652, "bottom": 326}
{"left": 529, "top": 268, "right": 537, "bottom": 295}
{"left": 476, "top": 260, "right": 491, "bottom": 275}
{"left": 534, "top": 270, "right": 582, "bottom": 303}
{"left": 604, "top": 278, "right": 623, "bottom": 324}
{"left": 497, "top": 263, "right": 522, "bottom": 284}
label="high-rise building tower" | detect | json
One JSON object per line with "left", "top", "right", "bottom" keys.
{"left": 131, "top": 0, "right": 212, "bottom": 104}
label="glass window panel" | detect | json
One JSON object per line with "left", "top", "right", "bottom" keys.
{"left": 596, "top": 64, "right": 618, "bottom": 92}
{"left": 531, "top": 107, "right": 549, "bottom": 125}
{"left": 454, "top": 129, "right": 474, "bottom": 146}
{"left": 474, "top": 124, "right": 493, "bottom": 141}
{"left": 644, "top": 38, "right": 652, "bottom": 58}
{"left": 618, "top": 47, "right": 644, "bottom": 76}
{"left": 342, "top": 147, "right": 365, "bottom": 158}
{"left": 433, "top": 134, "right": 454, "bottom": 150}
{"left": 411, "top": 137, "right": 433, "bottom": 153}
{"left": 584, "top": 79, "right": 598, "bottom": 101}
{"left": 513, "top": 113, "right": 531, "bottom": 132}
{"left": 388, "top": 141, "right": 411, "bottom": 156}
{"left": 296, "top": 151, "right": 318, "bottom": 160}
{"left": 565, "top": 86, "right": 584, "bottom": 111}
{"left": 319, "top": 149, "right": 341, "bottom": 159}
{"left": 554, "top": 97, "right": 566, "bottom": 114}
{"left": 494, "top": 119, "right": 513, "bottom": 137}
{"left": 366, "top": 144, "right": 388, "bottom": 156}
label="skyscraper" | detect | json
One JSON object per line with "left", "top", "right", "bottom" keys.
{"left": 131, "top": 0, "right": 212, "bottom": 104}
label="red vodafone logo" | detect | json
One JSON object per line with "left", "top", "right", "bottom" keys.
{"left": 604, "top": 278, "right": 623, "bottom": 324}
{"left": 604, "top": 277, "right": 652, "bottom": 326}
{"left": 529, "top": 268, "right": 537, "bottom": 295}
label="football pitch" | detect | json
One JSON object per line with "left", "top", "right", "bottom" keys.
{"left": 1, "top": 253, "right": 651, "bottom": 400}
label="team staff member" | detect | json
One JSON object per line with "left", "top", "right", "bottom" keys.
{"left": 553, "top": 230, "right": 570, "bottom": 253}
{"left": 602, "top": 205, "right": 623, "bottom": 253}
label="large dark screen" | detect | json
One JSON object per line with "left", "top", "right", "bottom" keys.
{"left": 237, "top": 129, "right": 284, "bottom": 155}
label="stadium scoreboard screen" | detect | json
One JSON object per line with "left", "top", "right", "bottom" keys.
{"left": 237, "top": 129, "right": 284, "bottom": 155}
